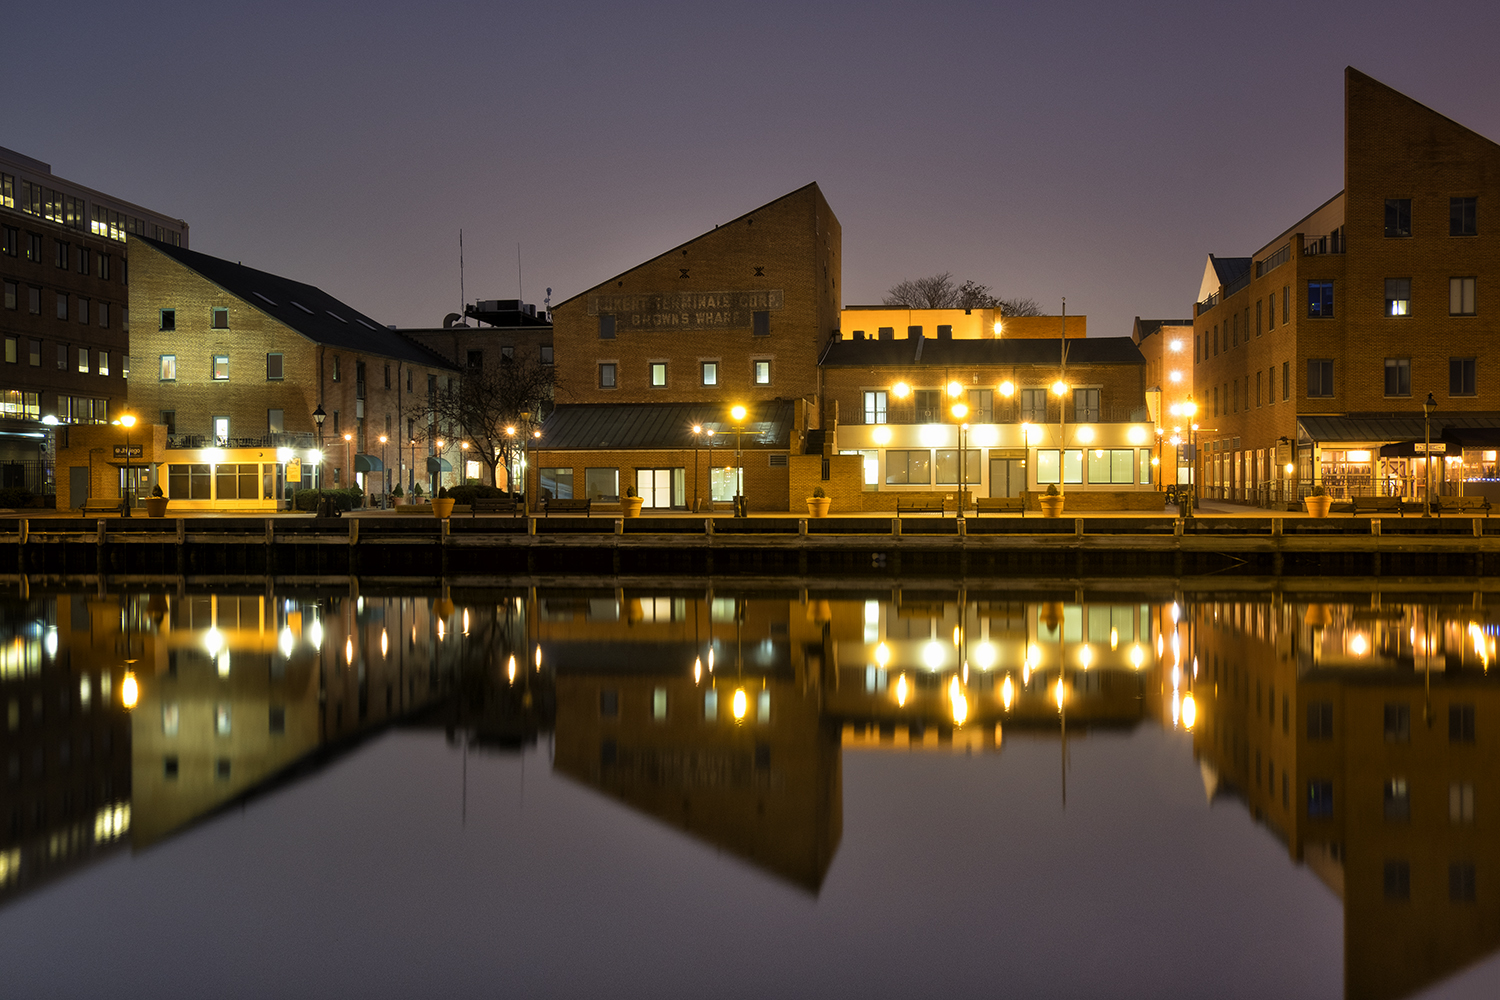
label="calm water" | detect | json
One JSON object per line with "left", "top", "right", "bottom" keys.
{"left": 1, "top": 585, "right": 1497, "bottom": 999}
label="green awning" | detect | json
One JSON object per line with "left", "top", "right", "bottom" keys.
{"left": 426, "top": 456, "right": 452, "bottom": 473}
{"left": 355, "top": 454, "right": 384, "bottom": 473}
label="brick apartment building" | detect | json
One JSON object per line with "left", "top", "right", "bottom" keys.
{"left": 540, "top": 184, "right": 839, "bottom": 511}
{"left": 1193, "top": 68, "right": 1500, "bottom": 505}
{"left": 0, "top": 146, "right": 186, "bottom": 493}
{"left": 124, "top": 238, "right": 457, "bottom": 505}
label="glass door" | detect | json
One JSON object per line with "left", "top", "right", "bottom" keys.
{"left": 990, "top": 457, "right": 1026, "bottom": 498}
{"left": 636, "top": 469, "right": 681, "bottom": 508}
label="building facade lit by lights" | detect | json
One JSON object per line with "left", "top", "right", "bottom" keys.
{"left": 0, "top": 146, "right": 188, "bottom": 494}
{"left": 1192, "top": 68, "right": 1500, "bottom": 505}
{"left": 1130, "top": 318, "right": 1195, "bottom": 485}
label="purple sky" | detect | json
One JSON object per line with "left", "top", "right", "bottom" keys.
{"left": 7, "top": 0, "right": 1500, "bottom": 336}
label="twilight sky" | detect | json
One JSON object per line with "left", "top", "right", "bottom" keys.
{"left": 6, "top": 0, "right": 1500, "bottom": 336}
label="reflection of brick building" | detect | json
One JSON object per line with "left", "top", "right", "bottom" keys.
{"left": 1192, "top": 68, "right": 1500, "bottom": 505}
{"left": 1189, "top": 595, "right": 1500, "bottom": 1000}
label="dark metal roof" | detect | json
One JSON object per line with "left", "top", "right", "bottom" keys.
{"left": 820, "top": 336, "right": 1145, "bottom": 368}
{"left": 541, "top": 401, "right": 794, "bottom": 450}
{"left": 1209, "top": 255, "right": 1252, "bottom": 286}
{"left": 1132, "top": 318, "right": 1192, "bottom": 342}
{"left": 1298, "top": 412, "right": 1500, "bottom": 443}
{"left": 137, "top": 237, "right": 457, "bottom": 370}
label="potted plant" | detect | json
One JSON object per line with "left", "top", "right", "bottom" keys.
{"left": 412, "top": 482, "right": 425, "bottom": 504}
{"left": 392, "top": 484, "right": 404, "bottom": 505}
{"left": 431, "top": 486, "right": 456, "bottom": 519}
{"left": 622, "top": 485, "right": 644, "bottom": 517}
{"left": 1304, "top": 484, "right": 1332, "bottom": 518}
{"left": 807, "top": 486, "right": 831, "bottom": 518}
{"left": 1039, "top": 483, "right": 1065, "bottom": 518}
{"left": 144, "top": 484, "right": 169, "bottom": 518}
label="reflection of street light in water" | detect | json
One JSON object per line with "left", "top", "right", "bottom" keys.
{"left": 949, "top": 676, "right": 968, "bottom": 726}
{"left": 732, "top": 688, "right": 748, "bottom": 720}
{"left": 895, "top": 673, "right": 909, "bottom": 707}
{"left": 1000, "top": 674, "right": 1014, "bottom": 710}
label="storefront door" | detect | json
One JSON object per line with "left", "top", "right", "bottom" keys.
{"left": 636, "top": 468, "right": 681, "bottom": 508}
{"left": 989, "top": 457, "right": 1026, "bottom": 498}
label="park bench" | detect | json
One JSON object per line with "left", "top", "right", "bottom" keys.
{"left": 470, "top": 496, "right": 520, "bottom": 517}
{"left": 1434, "top": 495, "right": 1492, "bottom": 516}
{"left": 895, "top": 497, "right": 946, "bottom": 516}
{"left": 544, "top": 498, "right": 592, "bottom": 517}
{"left": 973, "top": 497, "right": 1025, "bottom": 517}
{"left": 1349, "top": 496, "right": 1404, "bottom": 516}
{"left": 81, "top": 497, "right": 124, "bottom": 515}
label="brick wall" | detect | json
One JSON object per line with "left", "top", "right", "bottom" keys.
{"left": 550, "top": 184, "right": 839, "bottom": 408}
{"left": 528, "top": 446, "right": 791, "bottom": 512}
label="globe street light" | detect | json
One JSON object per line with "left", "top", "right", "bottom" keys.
{"left": 378, "top": 434, "right": 388, "bottom": 506}
{"left": 951, "top": 400, "right": 969, "bottom": 520}
{"left": 730, "top": 405, "right": 747, "bottom": 517}
{"left": 343, "top": 432, "right": 353, "bottom": 493}
{"left": 118, "top": 413, "right": 136, "bottom": 517}
{"left": 1181, "top": 396, "right": 1198, "bottom": 517}
{"left": 691, "top": 424, "right": 704, "bottom": 512}
{"left": 312, "top": 404, "right": 326, "bottom": 490}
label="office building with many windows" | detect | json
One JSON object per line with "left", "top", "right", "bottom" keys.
{"left": 0, "top": 146, "right": 187, "bottom": 495}
{"left": 1192, "top": 68, "right": 1500, "bottom": 505}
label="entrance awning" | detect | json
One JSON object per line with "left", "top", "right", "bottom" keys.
{"left": 355, "top": 453, "right": 384, "bottom": 472}
{"left": 426, "top": 456, "right": 452, "bottom": 473}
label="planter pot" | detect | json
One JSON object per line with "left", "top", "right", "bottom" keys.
{"left": 431, "top": 498, "right": 456, "bottom": 519}
{"left": 806, "top": 497, "right": 831, "bottom": 518}
{"left": 622, "top": 497, "right": 644, "bottom": 517}
{"left": 1039, "top": 495, "right": 1066, "bottom": 518}
{"left": 144, "top": 497, "right": 169, "bottom": 518}
{"left": 1304, "top": 495, "right": 1332, "bottom": 518}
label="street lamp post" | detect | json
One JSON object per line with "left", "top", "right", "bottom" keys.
{"left": 378, "top": 434, "right": 388, "bottom": 507}
{"left": 705, "top": 428, "right": 716, "bottom": 510}
{"left": 530, "top": 429, "right": 541, "bottom": 511}
{"left": 408, "top": 438, "right": 417, "bottom": 499}
{"left": 119, "top": 414, "right": 136, "bottom": 517}
{"left": 312, "top": 404, "right": 326, "bottom": 491}
{"left": 343, "top": 432, "right": 354, "bottom": 495}
{"left": 950, "top": 396, "right": 969, "bottom": 521}
{"left": 691, "top": 424, "right": 703, "bottom": 512}
{"left": 434, "top": 438, "right": 444, "bottom": 495}
{"left": 1423, "top": 391, "right": 1437, "bottom": 517}
{"left": 730, "top": 405, "right": 747, "bottom": 517}
{"left": 504, "top": 426, "right": 516, "bottom": 491}
{"left": 1181, "top": 396, "right": 1198, "bottom": 518}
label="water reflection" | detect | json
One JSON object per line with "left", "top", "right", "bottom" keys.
{"left": 1, "top": 584, "right": 1496, "bottom": 997}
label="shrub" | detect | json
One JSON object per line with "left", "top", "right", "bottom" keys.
{"left": 392, "top": 484, "right": 404, "bottom": 499}
{"left": 438, "top": 486, "right": 450, "bottom": 499}
{"left": 0, "top": 487, "right": 33, "bottom": 508}
{"left": 1310, "top": 485, "right": 1326, "bottom": 497}
{"left": 812, "top": 487, "right": 826, "bottom": 498}
{"left": 294, "top": 489, "right": 322, "bottom": 512}
{"left": 448, "top": 484, "right": 508, "bottom": 506}
{"left": 1045, "top": 483, "right": 1060, "bottom": 496}
{"left": 412, "top": 482, "right": 425, "bottom": 497}
{"left": 625, "top": 485, "right": 637, "bottom": 498}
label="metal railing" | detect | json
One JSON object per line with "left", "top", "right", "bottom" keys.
{"left": 1255, "top": 243, "right": 1290, "bottom": 277}
{"left": 864, "top": 404, "right": 1139, "bottom": 426}
{"left": 1303, "top": 232, "right": 1345, "bottom": 256}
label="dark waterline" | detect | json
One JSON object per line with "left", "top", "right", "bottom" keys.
{"left": 0, "top": 585, "right": 1497, "bottom": 999}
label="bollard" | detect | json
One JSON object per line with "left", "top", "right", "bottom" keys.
{"left": 1074, "top": 518, "right": 1085, "bottom": 536}
{"left": 1271, "top": 518, "right": 1283, "bottom": 536}
{"left": 799, "top": 518, "right": 808, "bottom": 536}
{"left": 1370, "top": 518, "right": 1381, "bottom": 536}
{"left": 1476, "top": 518, "right": 1485, "bottom": 538}
{"left": 891, "top": 517, "right": 902, "bottom": 537}
{"left": 615, "top": 518, "right": 624, "bottom": 536}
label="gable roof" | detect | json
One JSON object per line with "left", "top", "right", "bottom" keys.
{"left": 136, "top": 237, "right": 457, "bottom": 369}
{"left": 552, "top": 183, "right": 825, "bottom": 310}
{"left": 1132, "top": 318, "right": 1192, "bottom": 343}
{"left": 541, "top": 401, "right": 793, "bottom": 450}
{"left": 820, "top": 336, "right": 1145, "bottom": 368}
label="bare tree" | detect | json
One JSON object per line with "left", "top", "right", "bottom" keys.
{"left": 433, "top": 356, "right": 557, "bottom": 489}
{"left": 885, "top": 274, "right": 1042, "bottom": 315}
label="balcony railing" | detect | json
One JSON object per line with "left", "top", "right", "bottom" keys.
{"left": 862, "top": 403, "right": 1142, "bottom": 426}
{"left": 1303, "top": 232, "right": 1345, "bottom": 256}
{"left": 1255, "top": 243, "right": 1290, "bottom": 277}
{"left": 167, "top": 431, "right": 318, "bottom": 450}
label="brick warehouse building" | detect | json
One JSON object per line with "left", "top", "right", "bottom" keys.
{"left": 123, "top": 238, "right": 457, "bottom": 507}
{"left": 1193, "top": 68, "right": 1500, "bottom": 506}
{"left": 540, "top": 184, "right": 839, "bottom": 511}
{"left": 0, "top": 147, "right": 186, "bottom": 494}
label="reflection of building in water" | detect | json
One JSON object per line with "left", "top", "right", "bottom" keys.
{"left": 1188, "top": 595, "right": 1500, "bottom": 1000}
{"left": 1, "top": 589, "right": 464, "bottom": 901}
{"left": 0, "top": 595, "right": 133, "bottom": 903}
{"left": 539, "top": 590, "right": 841, "bottom": 892}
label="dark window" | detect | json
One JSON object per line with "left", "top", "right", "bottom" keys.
{"left": 383, "top": 364, "right": 391, "bottom": 389}
{"left": 1385, "top": 278, "right": 1411, "bottom": 316}
{"left": 269, "top": 706, "right": 286, "bottom": 734}
{"left": 1384, "top": 779, "right": 1410, "bottom": 821}
{"left": 1450, "top": 277, "right": 1477, "bottom": 315}
{"left": 211, "top": 307, "right": 229, "bottom": 329}
{"left": 164, "top": 756, "right": 179, "bottom": 779}
{"left": 332, "top": 356, "right": 341, "bottom": 381}
{"left": 1450, "top": 703, "right": 1476, "bottom": 743}
{"left": 1308, "top": 780, "right": 1334, "bottom": 818}
{"left": 1308, "top": 359, "right": 1335, "bottom": 398}
{"left": 215, "top": 758, "right": 232, "bottom": 781}
{"left": 167, "top": 463, "right": 211, "bottom": 499}
{"left": 1450, "top": 862, "right": 1477, "bottom": 902}
{"left": 98, "top": 253, "right": 109, "bottom": 281}
{"left": 599, "top": 690, "right": 619, "bottom": 718}
{"left": 1384, "top": 860, "right": 1411, "bottom": 900}
{"left": 1307, "top": 281, "right": 1334, "bottom": 318}
{"left": 1073, "top": 388, "right": 1100, "bottom": 422}
{"left": 540, "top": 345, "right": 553, "bottom": 365}
{"left": 1384, "top": 358, "right": 1410, "bottom": 397}
{"left": 160, "top": 411, "right": 176, "bottom": 435}
{"left": 159, "top": 309, "right": 175, "bottom": 331}
{"left": 54, "top": 241, "right": 68, "bottom": 268}
{"left": 599, "top": 314, "right": 616, "bottom": 340}
{"left": 1019, "top": 389, "right": 1046, "bottom": 423}
{"left": 1, "top": 226, "right": 15, "bottom": 256}
{"left": 908, "top": 325, "right": 922, "bottom": 339}
{"left": 1384, "top": 703, "right": 1410, "bottom": 743}
{"left": 1307, "top": 702, "right": 1334, "bottom": 739}
{"left": 753, "top": 311, "right": 770, "bottom": 337}
{"left": 501, "top": 346, "right": 514, "bottom": 359}
{"left": 936, "top": 324, "right": 952, "bottom": 338}
{"left": 25, "top": 233, "right": 41, "bottom": 261}
{"left": 78, "top": 248, "right": 88, "bottom": 275}
{"left": 466, "top": 350, "right": 483, "bottom": 369}
{"left": 2, "top": 280, "right": 12, "bottom": 310}
{"left": 1283, "top": 361, "right": 1290, "bottom": 400}
{"left": 266, "top": 353, "right": 283, "bottom": 380}
{"left": 1283, "top": 285, "right": 1290, "bottom": 324}
{"left": 599, "top": 363, "right": 616, "bottom": 388}
{"left": 1385, "top": 198, "right": 1411, "bottom": 238}
{"left": 1451, "top": 197, "right": 1477, "bottom": 236}
{"left": 1450, "top": 357, "right": 1477, "bottom": 396}
{"left": 1269, "top": 292, "right": 1276, "bottom": 330}
{"left": 878, "top": 327, "right": 894, "bottom": 340}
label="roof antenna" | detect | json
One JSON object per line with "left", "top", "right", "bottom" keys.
{"left": 517, "top": 242, "right": 523, "bottom": 305}
{"left": 459, "top": 230, "right": 466, "bottom": 323}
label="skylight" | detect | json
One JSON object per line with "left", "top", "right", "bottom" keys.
{"left": 291, "top": 301, "right": 314, "bottom": 314}
{"left": 327, "top": 311, "right": 347, "bottom": 323}
{"left": 253, "top": 292, "right": 277, "bottom": 306}
{"left": 356, "top": 318, "right": 377, "bottom": 330}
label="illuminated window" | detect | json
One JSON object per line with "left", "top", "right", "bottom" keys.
{"left": 1385, "top": 278, "right": 1411, "bottom": 316}
{"left": 1451, "top": 277, "right": 1477, "bottom": 316}
{"left": 215, "top": 704, "right": 231, "bottom": 735}
{"left": 3, "top": 338, "right": 13, "bottom": 364}
{"left": 757, "top": 690, "right": 770, "bottom": 723}
{"left": 598, "top": 363, "right": 616, "bottom": 388}
{"left": 650, "top": 362, "right": 667, "bottom": 387}
{"left": 76, "top": 347, "right": 88, "bottom": 373}
{"left": 935, "top": 449, "right": 982, "bottom": 485}
{"left": 704, "top": 689, "right": 718, "bottom": 720}
{"left": 97, "top": 351, "right": 108, "bottom": 376}
{"left": 652, "top": 688, "right": 667, "bottom": 721}
{"left": 212, "top": 355, "right": 229, "bottom": 380}
{"left": 863, "top": 390, "right": 887, "bottom": 424}
{"left": 1383, "top": 778, "right": 1410, "bottom": 821}
{"left": 753, "top": 360, "right": 771, "bottom": 385}
{"left": 701, "top": 361, "right": 717, "bottom": 385}
{"left": 884, "top": 450, "right": 931, "bottom": 485}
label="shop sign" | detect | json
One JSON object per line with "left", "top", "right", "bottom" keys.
{"left": 112, "top": 444, "right": 142, "bottom": 458}
{"left": 286, "top": 458, "right": 302, "bottom": 483}
{"left": 1413, "top": 442, "right": 1447, "bottom": 453}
